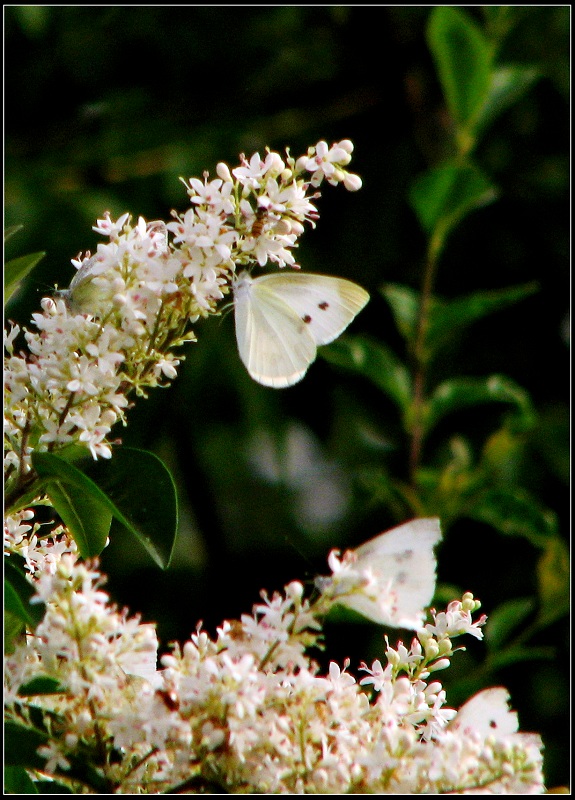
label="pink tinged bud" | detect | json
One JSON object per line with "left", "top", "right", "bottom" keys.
{"left": 428, "top": 658, "right": 450, "bottom": 672}
{"left": 337, "top": 139, "right": 354, "bottom": 154}
{"left": 294, "top": 156, "right": 308, "bottom": 173}
{"left": 216, "top": 162, "right": 232, "bottom": 182}
{"left": 330, "top": 147, "right": 350, "bottom": 164}
{"left": 343, "top": 173, "right": 362, "bottom": 191}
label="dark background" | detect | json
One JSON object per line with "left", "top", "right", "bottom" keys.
{"left": 5, "top": 6, "right": 569, "bottom": 788}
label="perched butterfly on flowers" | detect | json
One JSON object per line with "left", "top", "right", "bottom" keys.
{"left": 319, "top": 518, "right": 442, "bottom": 629}
{"left": 448, "top": 688, "right": 519, "bottom": 738}
{"left": 233, "top": 270, "right": 369, "bottom": 388}
{"left": 55, "top": 256, "right": 107, "bottom": 314}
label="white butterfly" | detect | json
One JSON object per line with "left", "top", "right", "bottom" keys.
{"left": 233, "top": 270, "right": 369, "bottom": 388}
{"left": 56, "top": 256, "right": 108, "bottom": 314}
{"left": 448, "top": 688, "right": 519, "bottom": 738}
{"left": 322, "top": 518, "right": 442, "bottom": 629}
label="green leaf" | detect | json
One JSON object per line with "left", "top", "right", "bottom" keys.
{"left": 485, "top": 597, "right": 536, "bottom": 651}
{"left": 475, "top": 65, "right": 540, "bottom": 138}
{"left": 409, "top": 161, "right": 497, "bottom": 244}
{"left": 32, "top": 453, "right": 112, "bottom": 558}
{"left": 536, "top": 537, "right": 570, "bottom": 627}
{"left": 425, "top": 374, "right": 535, "bottom": 434}
{"left": 468, "top": 487, "right": 557, "bottom": 548}
{"left": 357, "top": 466, "right": 416, "bottom": 522}
{"left": 381, "top": 282, "right": 537, "bottom": 361}
{"left": 380, "top": 283, "right": 420, "bottom": 345}
{"left": 4, "top": 252, "right": 46, "bottom": 305}
{"left": 80, "top": 447, "right": 178, "bottom": 570}
{"left": 5, "top": 609, "right": 26, "bottom": 654}
{"left": 531, "top": 403, "right": 570, "bottom": 484}
{"left": 321, "top": 335, "right": 412, "bottom": 411}
{"left": 427, "top": 6, "right": 492, "bottom": 133}
{"left": 32, "top": 449, "right": 177, "bottom": 569}
{"left": 487, "top": 644, "right": 556, "bottom": 671}
{"left": 425, "top": 282, "right": 539, "bottom": 360}
{"left": 4, "top": 721, "right": 48, "bottom": 769}
{"left": 10, "top": 5, "right": 51, "bottom": 38}
{"left": 5, "top": 717, "right": 110, "bottom": 793}
{"left": 5, "top": 557, "right": 46, "bottom": 629}
{"left": 3, "top": 766, "right": 39, "bottom": 794}
{"left": 4, "top": 224, "right": 24, "bottom": 242}
{"left": 32, "top": 781, "right": 73, "bottom": 794}
{"left": 18, "top": 676, "right": 66, "bottom": 696}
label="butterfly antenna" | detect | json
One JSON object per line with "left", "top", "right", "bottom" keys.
{"left": 219, "top": 299, "right": 235, "bottom": 321}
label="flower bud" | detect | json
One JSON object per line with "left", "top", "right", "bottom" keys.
{"left": 343, "top": 173, "right": 363, "bottom": 192}
{"left": 428, "top": 658, "right": 450, "bottom": 672}
{"left": 216, "top": 162, "right": 232, "bottom": 182}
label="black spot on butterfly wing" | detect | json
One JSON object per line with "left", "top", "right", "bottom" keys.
{"left": 301, "top": 300, "right": 330, "bottom": 325}
{"left": 393, "top": 549, "right": 415, "bottom": 563}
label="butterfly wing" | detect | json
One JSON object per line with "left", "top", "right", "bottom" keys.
{"left": 59, "top": 256, "right": 108, "bottom": 314}
{"left": 344, "top": 518, "right": 442, "bottom": 628}
{"left": 448, "top": 688, "right": 518, "bottom": 738}
{"left": 253, "top": 272, "right": 369, "bottom": 346}
{"left": 234, "top": 272, "right": 317, "bottom": 388}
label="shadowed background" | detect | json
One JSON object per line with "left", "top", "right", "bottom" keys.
{"left": 5, "top": 6, "right": 569, "bottom": 788}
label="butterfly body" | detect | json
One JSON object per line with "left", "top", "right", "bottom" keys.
{"left": 233, "top": 270, "right": 369, "bottom": 388}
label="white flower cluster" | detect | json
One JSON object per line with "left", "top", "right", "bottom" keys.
{"left": 4, "top": 140, "right": 546, "bottom": 793}
{"left": 4, "top": 513, "right": 544, "bottom": 794}
{"left": 4, "top": 140, "right": 361, "bottom": 500}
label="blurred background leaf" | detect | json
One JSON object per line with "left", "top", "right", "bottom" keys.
{"left": 5, "top": 6, "right": 569, "bottom": 788}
